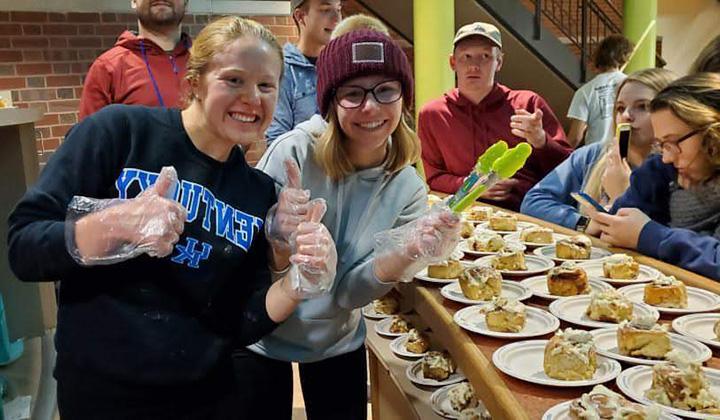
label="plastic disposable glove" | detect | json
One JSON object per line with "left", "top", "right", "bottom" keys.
{"left": 282, "top": 200, "right": 338, "bottom": 299}
{"left": 66, "top": 166, "right": 187, "bottom": 265}
{"left": 373, "top": 204, "right": 462, "bottom": 283}
{"left": 265, "top": 159, "right": 311, "bottom": 251}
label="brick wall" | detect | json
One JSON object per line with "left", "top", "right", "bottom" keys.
{"left": 0, "top": 11, "right": 299, "bottom": 166}
{"left": 0, "top": 1, "right": 410, "bottom": 166}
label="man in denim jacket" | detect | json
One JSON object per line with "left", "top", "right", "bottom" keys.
{"left": 265, "top": 0, "right": 342, "bottom": 143}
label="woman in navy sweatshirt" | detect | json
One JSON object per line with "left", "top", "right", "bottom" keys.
{"left": 592, "top": 73, "right": 720, "bottom": 280}
{"left": 7, "top": 17, "right": 336, "bottom": 419}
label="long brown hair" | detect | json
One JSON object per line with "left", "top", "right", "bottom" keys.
{"left": 651, "top": 72, "right": 720, "bottom": 167}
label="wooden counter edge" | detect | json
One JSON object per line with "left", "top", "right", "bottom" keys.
{"left": 365, "top": 335, "right": 421, "bottom": 420}
{"left": 411, "top": 285, "right": 529, "bottom": 420}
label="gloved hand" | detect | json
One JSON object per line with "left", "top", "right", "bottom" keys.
{"left": 265, "top": 159, "right": 311, "bottom": 251}
{"left": 374, "top": 204, "right": 462, "bottom": 283}
{"left": 67, "top": 166, "right": 188, "bottom": 265}
{"left": 281, "top": 199, "right": 338, "bottom": 299}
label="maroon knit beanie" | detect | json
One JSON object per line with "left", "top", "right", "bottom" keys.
{"left": 316, "top": 30, "right": 414, "bottom": 116}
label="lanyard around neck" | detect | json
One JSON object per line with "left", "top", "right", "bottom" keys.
{"left": 139, "top": 39, "right": 166, "bottom": 108}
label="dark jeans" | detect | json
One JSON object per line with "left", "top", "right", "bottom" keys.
{"left": 233, "top": 345, "right": 368, "bottom": 420}
{"left": 56, "top": 360, "right": 242, "bottom": 420}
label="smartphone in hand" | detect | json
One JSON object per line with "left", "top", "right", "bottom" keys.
{"left": 571, "top": 192, "right": 608, "bottom": 214}
{"left": 617, "top": 123, "right": 631, "bottom": 160}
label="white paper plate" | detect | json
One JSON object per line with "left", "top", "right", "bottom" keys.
{"left": 406, "top": 360, "right": 465, "bottom": 387}
{"left": 520, "top": 275, "right": 614, "bottom": 300}
{"left": 473, "top": 254, "right": 556, "bottom": 276}
{"left": 414, "top": 261, "right": 478, "bottom": 284}
{"left": 454, "top": 305, "right": 560, "bottom": 339}
{"left": 390, "top": 334, "right": 428, "bottom": 359}
{"left": 457, "top": 239, "right": 526, "bottom": 258}
{"left": 672, "top": 313, "right": 720, "bottom": 349}
{"left": 548, "top": 295, "right": 659, "bottom": 329}
{"left": 617, "top": 365, "right": 720, "bottom": 419}
{"left": 541, "top": 400, "right": 681, "bottom": 420}
{"left": 589, "top": 327, "right": 712, "bottom": 366}
{"left": 430, "top": 382, "right": 490, "bottom": 419}
{"left": 533, "top": 245, "right": 612, "bottom": 263}
{"left": 618, "top": 284, "right": 720, "bottom": 314}
{"left": 374, "top": 316, "right": 413, "bottom": 338}
{"left": 492, "top": 340, "right": 621, "bottom": 387}
{"left": 505, "top": 231, "right": 571, "bottom": 248}
{"left": 476, "top": 221, "right": 538, "bottom": 234}
{"left": 576, "top": 260, "right": 661, "bottom": 285}
{"left": 362, "top": 304, "right": 395, "bottom": 319}
{"left": 440, "top": 280, "right": 532, "bottom": 305}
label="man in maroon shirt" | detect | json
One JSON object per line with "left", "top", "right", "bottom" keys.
{"left": 418, "top": 22, "right": 571, "bottom": 211}
{"left": 79, "top": 0, "right": 191, "bottom": 119}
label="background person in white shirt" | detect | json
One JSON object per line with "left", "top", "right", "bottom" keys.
{"left": 566, "top": 34, "right": 634, "bottom": 148}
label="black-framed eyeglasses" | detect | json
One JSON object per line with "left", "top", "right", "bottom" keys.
{"left": 334, "top": 80, "right": 403, "bottom": 109}
{"left": 651, "top": 128, "right": 704, "bottom": 154}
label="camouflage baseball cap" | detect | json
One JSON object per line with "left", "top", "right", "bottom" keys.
{"left": 453, "top": 22, "right": 502, "bottom": 48}
{"left": 291, "top": 0, "right": 307, "bottom": 9}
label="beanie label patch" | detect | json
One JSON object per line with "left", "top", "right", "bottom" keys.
{"left": 352, "top": 42, "right": 384, "bottom": 63}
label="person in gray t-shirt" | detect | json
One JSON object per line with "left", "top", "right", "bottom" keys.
{"left": 567, "top": 35, "right": 633, "bottom": 148}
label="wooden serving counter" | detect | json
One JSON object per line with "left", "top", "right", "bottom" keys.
{"left": 367, "top": 208, "right": 720, "bottom": 420}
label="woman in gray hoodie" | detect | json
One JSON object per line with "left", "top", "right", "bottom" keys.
{"left": 235, "top": 30, "right": 460, "bottom": 419}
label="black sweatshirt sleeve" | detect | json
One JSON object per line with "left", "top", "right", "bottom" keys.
{"left": 7, "top": 106, "right": 126, "bottom": 282}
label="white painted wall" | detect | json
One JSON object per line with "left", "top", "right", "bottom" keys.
{"left": 0, "top": 0, "right": 290, "bottom": 15}
{"left": 657, "top": 0, "right": 720, "bottom": 75}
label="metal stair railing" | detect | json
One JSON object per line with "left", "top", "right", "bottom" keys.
{"left": 534, "top": 0, "right": 622, "bottom": 82}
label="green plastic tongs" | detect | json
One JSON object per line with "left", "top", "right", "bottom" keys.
{"left": 446, "top": 141, "right": 533, "bottom": 213}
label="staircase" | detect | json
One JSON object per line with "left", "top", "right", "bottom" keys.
{"left": 351, "top": 0, "right": 627, "bottom": 126}
{"left": 474, "top": 0, "right": 624, "bottom": 86}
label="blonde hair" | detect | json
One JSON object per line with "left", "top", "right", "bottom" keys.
{"left": 331, "top": 14, "right": 390, "bottom": 39}
{"left": 314, "top": 107, "right": 421, "bottom": 180}
{"left": 583, "top": 68, "right": 677, "bottom": 201}
{"left": 183, "top": 16, "right": 283, "bottom": 106}
{"left": 651, "top": 72, "right": 720, "bottom": 167}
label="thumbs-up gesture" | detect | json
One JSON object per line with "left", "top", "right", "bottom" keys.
{"left": 68, "top": 166, "right": 187, "bottom": 265}
{"left": 266, "top": 159, "right": 311, "bottom": 249}
{"left": 283, "top": 199, "right": 338, "bottom": 299}
{"left": 130, "top": 166, "right": 187, "bottom": 257}
{"left": 510, "top": 108, "right": 546, "bottom": 148}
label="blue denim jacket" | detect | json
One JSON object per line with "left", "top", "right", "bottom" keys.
{"left": 265, "top": 43, "right": 319, "bottom": 144}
